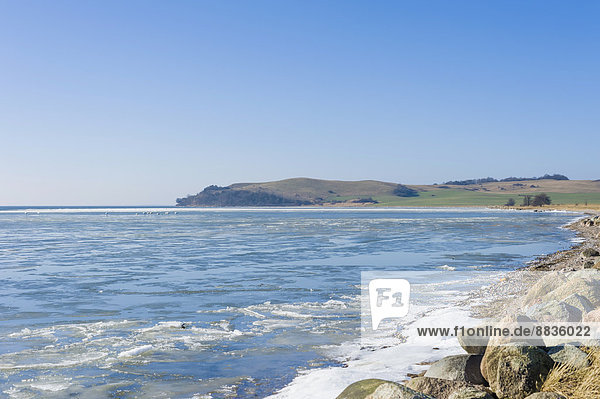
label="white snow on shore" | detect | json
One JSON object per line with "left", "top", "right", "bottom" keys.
{"left": 268, "top": 270, "right": 502, "bottom": 399}
{"left": 268, "top": 306, "right": 477, "bottom": 399}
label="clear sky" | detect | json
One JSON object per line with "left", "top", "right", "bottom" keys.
{"left": 1, "top": 1, "right": 599, "bottom": 205}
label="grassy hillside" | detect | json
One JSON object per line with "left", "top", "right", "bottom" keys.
{"left": 231, "top": 178, "right": 398, "bottom": 201}
{"left": 177, "top": 178, "right": 600, "bottom": 207}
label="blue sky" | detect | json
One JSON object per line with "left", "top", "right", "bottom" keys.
{"left": 1, "top": 1, "right": 599, "bottom": 205}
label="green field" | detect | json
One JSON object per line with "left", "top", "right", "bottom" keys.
{"left": 331, "top": 190, "right": 600, "bottom": 207}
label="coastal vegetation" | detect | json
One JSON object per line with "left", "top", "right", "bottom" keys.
{"left": 176, "top": 185, "right": 312, "bottom": 206}
{"left": 442, "top": 174, "right": 569, "bottom": 186}
{"left": 532, "top": 193, "right": 552, "bottom": 207}
{"left": 393, "top": 184, "right": 419, "bottom": 197}
{"left": 519, "top": 193, "right": 552, "bottom": 207}
{"left": 176, "top": 177, "right": 600, "bottom": 207}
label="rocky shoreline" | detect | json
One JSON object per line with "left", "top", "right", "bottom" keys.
{"left": 337, "top": 214, "right": 600, "bottom": 399}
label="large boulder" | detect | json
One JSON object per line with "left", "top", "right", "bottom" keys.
{"left": 487, "top": 314, "right": 544, "bottom": 347}
{"left": 405, "top": 377, "right": 490, "bottom": 399}
{"left": 457, "top": 330, "right": 488, "bottom": 355}
{"left": 368, "top": 383, "right": 433, "bottom": 399}
{"left": 526, "top": 300, "right": 582, "bottom": 322}
{"left": 424, "top": 355, "right": 486, "bottom": 385}
{"left": 561, "top": 293, "right": 594, "bottom": 314}
{"left": 524, "top": 271, "right": 600, "bottom": 308}
{"left": 523, "top": 272, "right": 568, "bottom": 306}
{"left": 547, "top": 344, "right": 590, "bottom": 369}
{"left": 547, "top": 271, "right": 600, "bottom": 307}
{"left": 524, "top": 394, "right": 566, "bottom": 399}
{"left": 480, "top": 344, "right": 554, "bottom": 399}
{"left": 336, "top": 379, "right": 435, "bottom": 399}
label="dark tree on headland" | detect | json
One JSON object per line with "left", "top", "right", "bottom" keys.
{"left": 505, "top": 198, "right": 516, "bottom": 206}
{"left": 176, "top": 186, "right": 312, "bottom": 207}
{"left": 531, "top": 193, "right": 551, "bottom": 207}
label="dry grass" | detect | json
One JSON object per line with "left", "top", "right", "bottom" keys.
{"left": 541, "top": 346, "right": 600, "bottom": 398}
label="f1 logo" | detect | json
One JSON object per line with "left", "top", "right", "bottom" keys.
{"left": 368, "top": 279, "right": 410, "bottom": 330}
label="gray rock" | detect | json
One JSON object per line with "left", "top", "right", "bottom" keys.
{"left": 457, "top": 331, "right": 488, "bottom": 355}
{"left": 523, "top": 272, "right": 568, "bottom": 306}
{"left": 405, "top": 377, "right": 490, "bottom": 399}
{"left": 582, "top": 248, "right": 600, "bottom": 257}
{"left": 549, "top": 271, "right": 600, "bottom": 307}
{"left": 336, "top": 379, "right": 435, "bottom": 399}
{"left": 487, "top": 314, "right": 544, "bottom": 347}
{"left": 526, "top": 300, "right": 582, "bottom": 322}
{"left": 524, "top": 393, "right": 566, "bottom": 399}
{"left": 448, "top": 387, "right": 494, "bottom": 399}
{"left": 547, "top": 344, "right": 590, "bottom": 369}
{"left": 561, "top": 293, "right": 594, "bottom": 313}
{"left": 480, "top": 344, "right": 554, "bottom": 399}
{"left": 369, "top": 383, "right": 432, "bottom": 399}
{"left": 425, "top": 355, "right": 485, "bottom": 385}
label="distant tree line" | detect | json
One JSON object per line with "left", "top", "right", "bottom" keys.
{"left": 443, "top": 174, "right": 569, "bottom": 186}
{"left": 505, "top": 193, "right": 552, "bottom": 207}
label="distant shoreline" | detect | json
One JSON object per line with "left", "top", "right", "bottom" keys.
{"left": 176, "top": 177, "right": 600, "bottom": 208}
